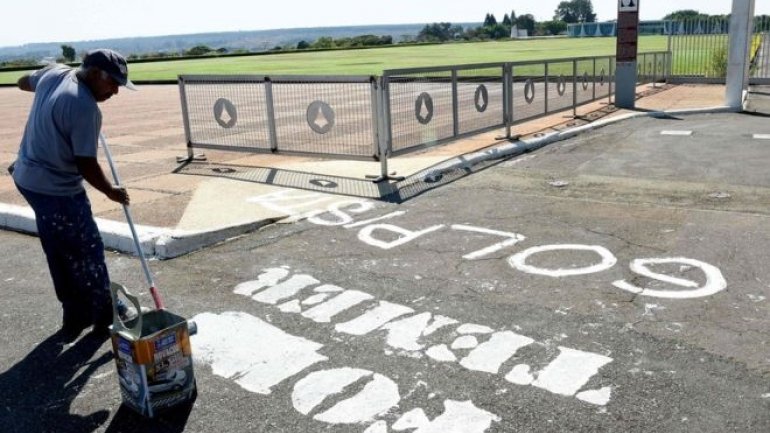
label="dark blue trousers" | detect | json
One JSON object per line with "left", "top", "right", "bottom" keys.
{"left": 16, "top": 184, "right": 114, "bottom": 328}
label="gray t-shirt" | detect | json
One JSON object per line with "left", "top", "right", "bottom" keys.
{"left": 13, "top": 64, "right": 102, "bottom": 195}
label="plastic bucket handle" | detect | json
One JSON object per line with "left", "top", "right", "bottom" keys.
{"left": 110, "top": 282, "right": 143, "bottom": 339}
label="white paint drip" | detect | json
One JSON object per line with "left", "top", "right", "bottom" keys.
{"left": 576, "top": 386, "right": 612, "bottom": 405}
{"left": 509, "top": 244, "right": 617, "bottom": 278}
{"left": 335, "top": 301, "right": 414, "bottom": 336}
{"left": 613, "top": 258, "right": 727, "bottom": 299}
{"left": 233, "top": 267, "right": 290, "bottom": 296}
{"left": 451, "top": 335, "right": 479, "bottom": 350}
{"left": 302, "top": 290, "right": 374, "bottom": 323}
{"left": 505, "top": 364, "right": 534, "bottom": 385}
{"left": 381, "top": 313, "right": 459, "bottom": 351}
{"left": 460, "top": 331, "right": 535, "bottom": 374}
{"left": 426, "top": 344, "right": 458, "bottom": 362}
{"left": 191, "top": 312, "right": 327, "bottom": 394}
{"left": 532, "top": 347, "right": 613, "bottom": 397}
{"left": 253, "top": 274, "right": 320, "bottom": 304}
{"left": 456, "top": 324, "right": 494, "bottom": 334}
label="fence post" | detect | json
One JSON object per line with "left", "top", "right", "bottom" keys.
{"left": 572, "top": 60, "right": 578, "bottom": 118}
{"left": 609, "top": 57, "right": 614, "bottom": 104}
{"left": 452, "top": 69, "right": 459, "bottom": 137}
{"left": 264, "top": 77, "right": 279, "bottom": 152}
{"left": 543, "top": 62, "right": 544, "bottom": 114}
{"left": 177, "top": 76, "right": 195, "bottom": 162}
{"left": 503, "top": 63, "right": 513, "bottom": 139}
{"left": 369, "top": 76, "right": 381, "bottom": 159}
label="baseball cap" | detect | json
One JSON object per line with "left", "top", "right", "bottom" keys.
{"left": 82, "top": 49, "right": 137, "bottom": 90}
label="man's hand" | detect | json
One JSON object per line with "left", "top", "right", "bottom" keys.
{"left": 106, "top": 186, "right": 130, "bottom": 205}
{"left": 75, "top": 156, "right": 130, "bottom": 205}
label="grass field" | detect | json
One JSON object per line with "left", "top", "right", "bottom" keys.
{"left": 0, "top": 36, "right": 671, "bottom": 85}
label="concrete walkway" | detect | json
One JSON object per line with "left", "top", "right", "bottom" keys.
{"left": 0, "top": 83, "right": 733, "bottom": 258}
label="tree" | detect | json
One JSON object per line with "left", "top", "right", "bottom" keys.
{"left": 515, "top": 14, "right": 536, "bottom": 35}
{"left": 61, "top": 45, "right": 76, "bottom": 62}
{"left": 554, "top": 0, "right": 596, "bottom": 23}
{"left": 483, "top": 13, "right": 498, "bottom": 27}
{"left": 417, "top": 23, "right": 464, "bottom": 42}
{"left": 185, "top": 45, "right": 213, "bottom": 56}
{"left": 663, "top": 10, "right": 708, "bottom": 21}
{"left": 296, "top": 40, "right": 310, "bottom": 49}
{"left": 502, "top": 14, "right": 512, "bottom": 27}
{"left": 540, "top": 20, "right": 568, "bottom": 35}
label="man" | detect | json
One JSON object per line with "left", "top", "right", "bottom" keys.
{"left": 12, "top": 49, "right": 136, "bottom": 341}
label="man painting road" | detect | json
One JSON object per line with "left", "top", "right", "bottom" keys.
{"left": 10, "top": 49, "right": 135, "bottom": 341}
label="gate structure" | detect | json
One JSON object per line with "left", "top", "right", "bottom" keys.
{"left": 178, "top": 51, "right": 670, "bottom": 182}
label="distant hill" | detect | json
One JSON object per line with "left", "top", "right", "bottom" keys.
{"left": 0, "top": 23, "right": 480, "bottom": 62}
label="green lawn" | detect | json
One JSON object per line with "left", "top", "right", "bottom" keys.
{"left": 0, "top": 36, "right": 670, "bottom": 85}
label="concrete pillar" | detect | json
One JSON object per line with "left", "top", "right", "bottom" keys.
{"left": 725, "top": 0, "right": 756, "bottom": 109}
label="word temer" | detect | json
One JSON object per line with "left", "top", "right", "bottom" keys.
{"left": 234, "top": 267, "right": 614, "bottom": 406}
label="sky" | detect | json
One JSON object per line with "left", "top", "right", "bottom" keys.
{"left": 2, "top": 0, "right": 768, "bottom": 48}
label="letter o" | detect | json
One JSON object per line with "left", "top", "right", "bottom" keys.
{"left": 508, "top": 244, "right": 617, "bottom": 277}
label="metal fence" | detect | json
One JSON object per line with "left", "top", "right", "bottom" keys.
{"left": 669, "top": 16, "right": 770, "bottom": 84}
{"left": 179, "top": 75, "right": 380, "bottom": 159}
{"left": 179, "top": 51, "right": 670, "bottom": 180}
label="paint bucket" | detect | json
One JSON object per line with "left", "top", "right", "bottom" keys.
{"left": 109, "top": 282, "right": 198, "bottom": 417}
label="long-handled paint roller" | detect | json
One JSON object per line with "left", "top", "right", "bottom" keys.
{"left": 99, "top": 132, "right": 165, "bottom": 310}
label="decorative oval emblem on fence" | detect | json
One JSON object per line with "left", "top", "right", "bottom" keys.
{"left": 582, "top": 72, "right": 590, "bottom": 90}
{"left": 214, "top": 98, "right": 238, "bottom": 129}
{"left": 524, "top": 79, "right": 536, "bottom": 104}
{"left": 474, "top": 85, "right": 489, "bottom": 112}
{"left": 307, "top": 101, "right": 336, "bottom": 134}
{"left": 415, "top": 92, "right": 434, "bottom": 125}
{"left": 557, "top": 75, "right": 566, "bottom": 96}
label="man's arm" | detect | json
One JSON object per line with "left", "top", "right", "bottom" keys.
{"left": 17, "top": 75, "right": 33, "bottom": 92}
{"left": 75, "top": 156, "right": 130, "bottom": 205}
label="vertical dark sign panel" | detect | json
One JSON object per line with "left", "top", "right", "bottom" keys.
{"left": 616, "top": 11, "right": 639, "bottom": 62}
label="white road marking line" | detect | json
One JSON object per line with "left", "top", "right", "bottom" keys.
{"left": 660, "top": 130, "right": 693, "bottom": 136}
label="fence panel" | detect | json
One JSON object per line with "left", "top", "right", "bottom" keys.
{"left": 752, "top": 16, "right": 770, "bottom": 83}
{"left": 269, "top": 77, "right": 378, "bottom": 158}
{"left": 180, "top": 76, "right": 270, "bottom": 151}
{"left": 384, "top": 69, "right": 456, "bottom": 154}
{"left": 511, "top": 63, "right": 546, "bottom": 124}
{"left": 179, "top": 75, "right": 377, "bottom": 159}
{"left": 544, "top": 60, "right": 577, "bottom": 115}
{"left": 455, "top": 66, "right": 505, "bottom": 136}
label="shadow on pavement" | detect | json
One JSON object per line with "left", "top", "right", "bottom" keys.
{"left": 0, "top": 331, "right": 113, "bottom": 432}
{"left": 103, "top": 396, "right": 196, "bottom": 433}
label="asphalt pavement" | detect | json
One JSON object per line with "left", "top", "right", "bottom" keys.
{"left": 0, "top": 88, "right": 769, "bottom": 432}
